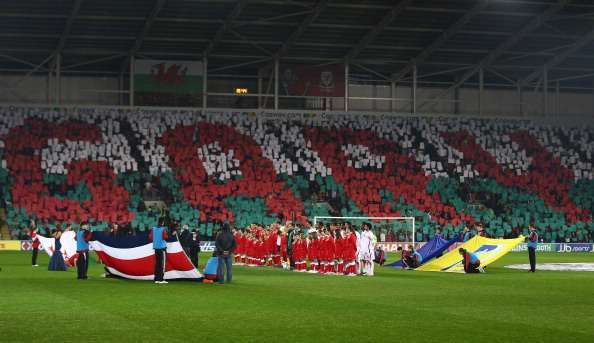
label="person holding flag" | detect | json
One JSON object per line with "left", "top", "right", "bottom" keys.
{"left": 527, "top": 225, "right": 538, "bottom": 273}
{"left": 29, "top": 228, "right": 40, "bottom": 267}
{"left": 75, "top": 223, "right": 93, "bottom": 280}
{"left": 149, "top": 218, "right": 169, "bottom": 284}
{"left": 411, "top": 248, "right": 423, "bottom": 268}
{"left": 459, "top": 248, "right": 481, "bottom": 273}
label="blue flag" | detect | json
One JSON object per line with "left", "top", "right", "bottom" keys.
{"left": 386, "top": 235, "right": 457, "bottom": 268}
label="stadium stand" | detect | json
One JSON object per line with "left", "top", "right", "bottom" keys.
{"left": 0, "top": 106, "right": 592, "bottom": 242}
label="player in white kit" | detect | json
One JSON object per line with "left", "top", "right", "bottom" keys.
{"left": 358, "top": 222, "right": 375, "bottom": 276}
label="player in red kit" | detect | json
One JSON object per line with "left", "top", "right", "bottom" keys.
{"left": 326, "top": 230, "right": 337, "bottom": 274}
{"left": 334, "top": 229, "right": 345, "bottom": 275}
{"left": 292, "top": 235, "right": 307, "bottom": 272}
{"left": 280, "top": 228, "right": 289, "bottom": 269}
{"left": 234, "top": 230, "right": 244, "bottom": 265}
{"left": 344, "top": 228, "right": 358, "bottom": 276}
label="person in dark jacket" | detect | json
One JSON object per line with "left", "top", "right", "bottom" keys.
{"left": 75, "top": 223, "right": 93, "bottom": 280}
{"left": 179, "top": 225, "right": 192, "bottom": 257}
{"left": 286, "top": 221, "right": 297, "bottom": 269}
{"left": 189, "top": 229, "right": 201, "bottom": 268}
{"left": 215, "top": 223, "right": 236, "bottom": 284}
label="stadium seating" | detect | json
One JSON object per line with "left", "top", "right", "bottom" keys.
{"left": 0, "top": 106, "right": 592, "bottom": 242}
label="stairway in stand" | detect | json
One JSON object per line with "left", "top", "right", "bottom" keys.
{"left": 0, "top": 208, "right": 10, "bottom": 240}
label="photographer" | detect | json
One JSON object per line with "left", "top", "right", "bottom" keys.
{"left": 215, "top": 223, "right": 236, "bottom": 284}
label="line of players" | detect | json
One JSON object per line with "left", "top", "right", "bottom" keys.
{"left": 233, "top": 221, "right": 377, "bottom": 276}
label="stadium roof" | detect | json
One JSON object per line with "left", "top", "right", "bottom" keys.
{"left": 1, "top": 0, "right": 594, "bottom": 89}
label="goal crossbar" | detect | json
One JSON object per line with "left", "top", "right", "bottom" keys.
{"left": 313, "top": 216, "right": 416, "bottom": 245}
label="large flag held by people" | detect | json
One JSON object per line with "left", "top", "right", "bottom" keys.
{"left": 90, "top": 232, "right": 202, "bottom": 281}
{"left": 386, "top": 235, "right": 457, "bottom": 268}
{"left": 416, "top": 236, "right": 524, "bottom": 272}
{"left": 36, "top": 232, "right": 78, "bottom": 266}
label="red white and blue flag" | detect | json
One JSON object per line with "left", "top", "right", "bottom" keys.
{"left": 90, "top": 233, "right": 202, "bottom": 281}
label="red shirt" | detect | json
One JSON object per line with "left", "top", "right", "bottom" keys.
{"left": 30, "top": 231, "right": 40, "bottom": 249}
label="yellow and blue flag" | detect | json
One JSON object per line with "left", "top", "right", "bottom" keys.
{"left": 416, "top": 236, "right": 524, "bottom": 272}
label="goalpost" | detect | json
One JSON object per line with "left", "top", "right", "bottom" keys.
{"left": 312, "top": 216, "right": 416, "bottom": 246}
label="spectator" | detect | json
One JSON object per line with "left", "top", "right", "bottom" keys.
{"left": 386, "top": 230, "right": 394, "bottom": 242}
{"left": 461, "top": 226, "right": 472, "bottom": 242}
{"left": 434, "top": 228, "right": 443, "bottom": 239}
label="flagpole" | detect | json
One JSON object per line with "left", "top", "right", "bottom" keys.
{"left": 202, "top": 57, "right": 208, "bottom": 111}
{"left": 344, "top": 62, "right": 349, "bottom": 112}
{"left": 129, "top": 56, "right": 135, "bottom": 107}
{"left": 274, "top": 58, "right": 279, "bottom": 110}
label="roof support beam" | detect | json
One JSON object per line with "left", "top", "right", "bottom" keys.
{"left": 203, "top": 0, "right": 249, "bottom": 57}
{"left": 120, "top": 0, "right": 168, "bottom": 72}
{"left": 228, "top": 29, "right": 273, "bottom": 56}
{"left": 274, "top": 0, "right": 328, "bottom": 59}
{"left": 62, "top": 54, "right": 126, "bottom": 70}
{"left": 391, "top": 0, "right": 489, "bottom": 82}
{"left": 352, "top": 63, "right": 391, "bottom": 81}
{"left": 344, "top": 0, "right": 413, "bottom": 62}
{"left": 485, "top": 67, "right": 518, "bottom": 86}
{"left": 520, "top": 27, "right": 594, "bottom": 87}
{"left": 417, "top": 0, "right": 572, "bottom": 111}
{"left": 54, "top": 0, "right": 83, "bottom": 56}
{"left": 0, "top": 54, "right": 49, "bottom": 71}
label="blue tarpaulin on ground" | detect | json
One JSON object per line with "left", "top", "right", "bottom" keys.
{"left": 386, "top": 236, "right": 457, "bottom": 268}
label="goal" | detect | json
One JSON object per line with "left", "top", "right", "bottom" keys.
{"left": 312, "top": 216, "right": 417, "bottom": 245}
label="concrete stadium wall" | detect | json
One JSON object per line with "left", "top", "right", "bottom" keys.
{"left": 1, "top": 74, "right": 593, "bottom": 124}
{"left": 0, "top": 74, "right": 122, "bottom": 105}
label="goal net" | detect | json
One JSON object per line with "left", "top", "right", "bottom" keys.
{"left": 312, "top": 216, "right": 417, "bottom": 245}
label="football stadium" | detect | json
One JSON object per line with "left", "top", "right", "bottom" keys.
{"left": 1, "top": 0, "right": 594, "bottom": 342}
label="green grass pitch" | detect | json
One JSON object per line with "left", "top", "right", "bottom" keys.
{"left": 1, "top": 251, "right": 593, "bottom": 342}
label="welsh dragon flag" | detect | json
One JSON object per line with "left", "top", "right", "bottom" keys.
{"left": 133, "top": 60, "right": 204, "bottom": 106}
{"left": 134, "top": 60, "right": 203, "bottom": 94}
